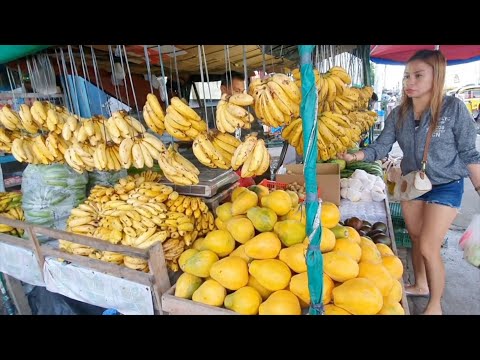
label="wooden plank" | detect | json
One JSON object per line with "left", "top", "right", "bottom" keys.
{"left": 147, "top": 243, "right": 171, "bottom": 315}
{"left": 32, "top": 226, "right": 149, "bottom": 259}
{"left": 3, "top": 274, "right": 31, "bottom": 315}
{"left": 383, "top": 197, "right": 410, "bottom": 315}
{"left": 26, "top": 227, "right": 45, "bottom": 271}
{"left": 161, "top": 285, "right": 236, "bottom": 315}
{"left": 0, "top": 233, "right": 33, "bottom": 251}
{"left": 41, "top": 245, "right": 153, "bottom": 287}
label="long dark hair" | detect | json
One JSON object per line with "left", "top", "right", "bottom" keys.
{"left": 398, "top": 50, "right": 446, "bottom": 129}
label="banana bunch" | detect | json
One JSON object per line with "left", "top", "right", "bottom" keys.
{"left": 0, "top": 104, "right": 24, "bottom": 131}
{"left": 11, "top": 134, "right": 65, "bottom": 165}
{"left": 143, "top": 93, "right": 166, "bottom": 135}
{"left": 192, "top": 132, "right": 230, "bottom": 169}
{"left": 215, "top": 93, "right": 255, "bottom": 133}
{"left": 119, "top": 132, "right": 166, "bottom": 169}
{"left": 164, "top": 194, "right": 214, "bottom": 241}
{"left": 0, "top": 192, "right": 22, "bottom": 212}
{"left": 158, "top": 144, "right": 200, "bottom": 185}
{"left": 164, "top": 97, "right": 207, "bottom": 141}
{"left": 0, "top": 196, "right": 25, "bottom": 237}
{"left": 347, "top": 110, "right": 378, "bottom": 132}
{"left": 104, "top": 111, "right": 147, "bottom": 144}
{"left": 0, "top": 128, "right": 21, "bottom": 153}
{"left": 63, "top": 172, "right": 202, "bottom": 272}
{"left": 248, "top": 74, "right": 301, "bottom": 127}
{"left": 348, "top": 86, "right": 375, "bottom": 110}
{"left": 230, "top": 134, "right": 270, "bottom": 178}
{"left": 282, "top": 112, "right": 366, "bottom": 161}
{"left": 209, "top": 130, "right": 241, "bottom": 165}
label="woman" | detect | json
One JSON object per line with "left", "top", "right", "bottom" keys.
{"left": 337, "top": 50, "right": 480, "bottom": 315}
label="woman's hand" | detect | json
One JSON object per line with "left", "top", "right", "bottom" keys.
{"left": 336, "top": 152, "right": 357, "bottom": 162}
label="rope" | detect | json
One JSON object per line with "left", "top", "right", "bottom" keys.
{"left": 74, "top": 45, "right": 94, "bottom": 117}
{"left": 157, "top": 45, "right": 174, "bottom": 144}
{"left": 262, "top": 45, "right": 266, "bottom": 75}
{"left": 54, "top": 50, "right": 73, "bottom": 113}
{"left": 63, "top": 47, "right": 81, "bottom": 115}
{"left": 68, "top": 46, "right": 86, "bottom": 115}
{"left": 117, "top": 45, "right": 131, "bottom": 111}
{"left": 223, "top": 45, "right": 230, "bottom": 91}
{"left": 201, "top": 45, "right": 215, "bottom": 125}
{"left": 198, "top": 45, "right": 209, "bottom": 131}
{"left": 107, "top": 45, "right": 123, "bottom": 107}
{"left": 90, "top": 46, "right": 111, "bottom": 116}
{"left": 157, "top": 45, "right": 169, "bottom": 107}
{"left": 173, "top": 46, "right": 181, "bottom": 98}
{"left": 6, "top": 67, "right": 17, "bottom": 106}
{"left": 122, "top": 45, "right": 140, "bottom": 118}
{"left": 143, "top": 45, "right": 154, "bottom": 94}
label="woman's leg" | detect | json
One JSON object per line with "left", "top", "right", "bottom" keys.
{"left": 418, "top": 203, "right": 458, "bottom": 315}
{"left": 401, "top": 200, "right": 429, "bottom": 294}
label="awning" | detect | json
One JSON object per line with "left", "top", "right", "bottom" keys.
{"left": 0, "top": 45, "right": 51, "bottom": 64}
{"left": 370, "top": 45, "right": 480, "bottom": 65}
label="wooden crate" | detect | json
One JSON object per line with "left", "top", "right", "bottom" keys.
{"left": 161, "top": 284, "right": 236, "bottom": 315}
{"left": 0, "top": 215, "right": 172, "bottom": 314}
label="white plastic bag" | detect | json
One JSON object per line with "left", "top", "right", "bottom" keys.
{"left": 458, "top": 214, "right": 480, "bottom": 268}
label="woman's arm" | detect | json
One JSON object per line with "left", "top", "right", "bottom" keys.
{"left": 337, "top": 108, "right": 398, "bottom": 163}
{"left": 468, "top": 163, "right": 480, "bottom": 196}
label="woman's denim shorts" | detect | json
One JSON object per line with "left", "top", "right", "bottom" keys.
{"left": 414, "top": 179, "right": 464, "bottom": 209}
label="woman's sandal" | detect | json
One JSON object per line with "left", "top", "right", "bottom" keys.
{"left": 405, "top": 285, "right": 430, "bottom": 297}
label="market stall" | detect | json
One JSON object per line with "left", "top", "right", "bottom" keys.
{"left": 0, "top": 44, "right": 408, "bottom": 315}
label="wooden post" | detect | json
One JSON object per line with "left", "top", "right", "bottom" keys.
{"left": 3, "top": 274, "right": 32, "bottom": 315}
{"left": 148, "top": 243, "right": 171, "bottom": 315}
{"left": 26, "top": 227, "right": 45, "bottom": 274}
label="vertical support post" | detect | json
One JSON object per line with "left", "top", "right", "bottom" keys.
{"left": 148, "top": 243, "right": 171, "bottom": 315}
{"left": 298, "top": 45, "right": 323, "bottom": 315}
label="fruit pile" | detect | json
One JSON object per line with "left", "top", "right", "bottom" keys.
{"left": 0, "top": 192, "right": 24, "bottom": 237}
{"left": 173, "top": 185, "right": 405, "bottom": 315}
{"left": 59, "top": 171, "right": 215, "bottom": 272}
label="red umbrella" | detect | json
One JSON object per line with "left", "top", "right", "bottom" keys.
{"left": 370, "top": 45, "right": 480, "bottom": 65}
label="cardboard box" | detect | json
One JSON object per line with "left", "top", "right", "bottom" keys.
{"left": 276, "top": 163, "right": 340, "bottom": 205}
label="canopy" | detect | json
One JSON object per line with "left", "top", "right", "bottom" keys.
{"left": 370, "top": 45, "right": 480, "bottom": 65}
{"left": 0, "top": 45, "right": 51, "bottom": 64}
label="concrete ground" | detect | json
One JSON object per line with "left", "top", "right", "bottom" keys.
{"left": 392, "top": 134, "right": 480, "bottom": 315}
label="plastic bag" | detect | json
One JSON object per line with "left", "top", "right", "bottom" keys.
{"left": 21, "top": 164, "right": 88, "bottom": 240}
{"left": 458, "top": 214, "right": 480, "bottom": 267}
{"left": 87, "top": 170, "right": 127, "bottom": 192}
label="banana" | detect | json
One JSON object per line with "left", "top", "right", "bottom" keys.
{"left": 329, "top": 67, "right": 352, "bottom": 85}
{"left": 325, "top": 76, "right": 337, "bottom": 103}
{"left": 143, "top": 104, "right": 163, "bottom": 134}
{"left": 248, "top": 139, "right": 266, "bottom": 173}
{"left": 139, "top": 141, "right": 154, "bottom": 168}
{"left": 146, "top": 93, "right": 165, "bottom": 121}
{"left": 231, "top": 135, "right": 257, "bottom": 170}
{"left": 255, "top": 144, "right": 270, "bottom": 176}
{"left": 263, "top": 86, "right": 286, "bottom": 124}
{"left": 216, "top": 103, "right": 236, "bottom": 133}
{"left": 327, "top": 73, "right": 345, "bottom": 96}
{"left": 142, "top": 132, "right": 166, "bottom": 152}
{"left": 164, "top": 115, "right": 190, "bottom": 140}
{"left": 227, "top": 93, "right": 254, "bottom": 106}
{"left": 131, "top": 142, "right": 145, "bottom": 168}
{"left": 270, "top": 74, "right": 301, "bottom": 104}
{"left": 18, "top": 104, "right": 38, "bottom": 133}
{"left": 170, "top": 97, "right": 201, "bottom": 121}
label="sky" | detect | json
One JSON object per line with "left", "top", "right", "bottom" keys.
{"left": 374, "top": 60, "right": 480, "bottom": 93}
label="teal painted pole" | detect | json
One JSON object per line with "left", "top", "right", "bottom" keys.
{"left": 298, "top": 45, "right": 323, "bottom": 315}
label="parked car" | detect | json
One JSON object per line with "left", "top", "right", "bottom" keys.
{"left": 449, "top": 85, "right": 480, "bottom": 115}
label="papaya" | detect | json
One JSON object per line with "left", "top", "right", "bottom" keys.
{"left": 261, "top": 190, "right": 292, "bottom": 216}
{"left": 226, "top": 217, "right": 255, "bottom": 244}
{"left": 324, "top": 304, "right": 351, "bottom": 315}
{"left": 178, "top": 249, "right": 199, "bottom": 271}
{"left": 215, "top": 202, "right": 233, "bottom": 222}
{"left": 229, "top": 244, "right": 252, "bottom": 263}
{"left": 384, "top": 279, "right": 403, "bottom": 304}
{"left": 378, "top": 301, "right": 405, "bottom": 315}
{"left": 247, "top": 206, "right": 277, "bottom": 232}
{"left": 333, "top": 238, "right": 362, "bottom": 262}
{"left": 258, "top": 290, "right": 301, "bottom": 315}
{"left": 289, "top": 272, "right": 334, "bottom": 306}
{"left": 231, "top": 186, "right": 247, "bottom": 202}
{"left": 248, "top": 185, "right": 270, "bottom": 204}
{"left": 286, "top": 190, "right": 299, "bottom": 207}
{"left": 192, "top": 279, "right": 226, "bottom": 307}
{"left": 231, "top": 189, "right": 258, "bottom": 216}
{"left": 381, "top": 255, "right": 404, "bottom": 279}
{"left": 200, "top": 229, "right": 236, "bottom": 257}
{"left": 323, "top": 251, "right": 359, "bottom": 282}
{"left": 357, "top": 260, "right": 394, "bottom": 296}
{"left": 376, "top": 243, "right": 394, "bottom": 257}
{"left": 332, "top": 278, "right": 383, "bottom": 315}
{"left": 320, "top": 202, "right": 341, "bottom": 228}
{"left": 183, "top": 250, "right": 219, "bottom": 278}
{"left": 174, "top": 273, "right": 203, "bottom": 299}
{"left": 249, "top": 259, "right": 292, "bottom": 292}
{"left": 224, "top": 286, "right": 263, "bottom": 315}
{"left": 274, "top": 220, "right": 306, "bottom": 247}
{"left": 244, "top": 232, "right": 282, "bottom": 259}
{"left": 285, "top": 204, "right": 306, "bottom": 225}
{"left": 209, "top": 256, "right": 249, "bottom": 291}
{"left": 279, "top": 243, "right": 307, "bottom": 273}
{"left": 247, "top": 275, "right": 272, "bottom": 301}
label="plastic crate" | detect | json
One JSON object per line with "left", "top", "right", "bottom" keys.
{"left": 389, "top": 201, "right": 412, "bottom": 248}
{"left": 259, "top": 179, "right": 288, "bottom": 191}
